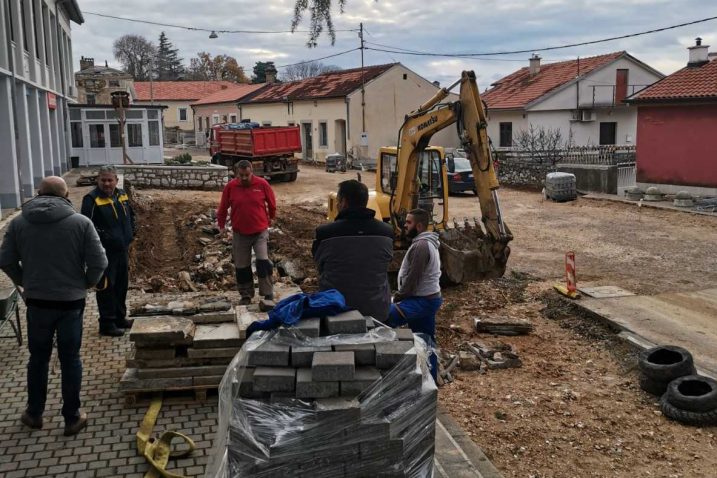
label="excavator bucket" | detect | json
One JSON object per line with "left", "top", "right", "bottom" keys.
{"left": 438, "top": 221, "right": 511, "bottom": 284}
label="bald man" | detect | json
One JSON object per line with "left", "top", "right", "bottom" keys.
{"left": 0, "top": 176, "right": 107, "bottom": 436}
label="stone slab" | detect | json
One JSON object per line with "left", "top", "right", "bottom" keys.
{"left": 248, "top": 343, "right": 291, "bottom": 367}
{"left": 193, "top": 375, "right": 224, "bottom": 387}
{"left": 312, "top": 351, "right": 355, "bottom": 382}
{"left": 325, "top": 310, "right": 368, "bottom": 335}
{"left": 136, "top": 364, "right": 228, "bottom": 379}
{"left": 235, "top": 306, "right": 267, "bottom": 339}
{"left": 191, "top": 311, "right": 236, "bottom": 324}
{"left": 274, "top": 283, "right": 303, "bottom": 299}
{"left": 340, "top": 367, "right": 381, "bottom": 396}
{"left": 578, "top": 285, "right": 636, "bottom": 298}
{"left": 333, "top": 343, "right": 375, "bottom": 366}
{"left": 186, "top": 347, "right": 240, "bottom": 359}
{"left": 133, "top": 347, "right": 176, "bottom": 360}
{"left": 253, "top": 367, "right": 296, "bottom": 392}
{"left": 193, "top": 323, "right": 242, "bottom": 349}
{"left": 119, "top": 368, "right": 193, "bottom": 392}
{"left": 296, "top": 368, "right": 340, "bottom": 398}
{"left": 125, "top": 349, "right": 232, "bottom": 369}
{"left": 129, "top": 316, "right": 196, "bottom": 346}
{"left": 292, "top": 345, "right": 332, "bottom": 368}
{"left": 375, "top": 340, "right": 416, "bottom": 369}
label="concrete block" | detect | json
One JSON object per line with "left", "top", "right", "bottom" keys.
{"left": 192, "top": 323, "right": 242, "bottom": 349}
{"left": 296, "top": 368, "right": 340, "bottom": 398}
{"left": 375, "top": 341, "right": 416, "bottom": 369}
{"left": 129, "top": 316, "right": 195, "bottom": 346}
{"left": 313, "top": 397, "right": 361, "bottom": 422}
{"left": 366, "top": 317, "right": 376, "bottom": 329}
{"left": 325, "top": 310, "right": 367, "bottom": 335}
{"left": 340, "top": 367, "right": 381, "bottom": 396}
{"left": 253, "top": 367, "right": 296, "bottom": 392}
{"left": 233, "top": 368, "right": 266, "bottom": 399}
{"left": 285, "top": 317, "right": 321, "bottom": 338}
{"left": 312, "top": 351, "right": 355, "bottom": 381}
{"left": 248, "top": 343, "right": 290, "bottom": 367}
{"left": 395, "top": 328, "right": 414, "bottom": 341}
{"left": 334, "top": 343, "right": 375, "bottom": 365}
{"left": 292, "top": 345, "right": 332, "bottom": 368}
{"left": 187, "top": 347, "right": 239, "bottom": 359}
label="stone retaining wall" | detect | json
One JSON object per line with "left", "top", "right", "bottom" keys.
{"left": 496, "top": 159, "right": 556, "bottom": 189}
{"left": 116, "top": 164, "right": 228, "bottom": 190}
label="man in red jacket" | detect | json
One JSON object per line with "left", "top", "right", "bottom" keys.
{"left": 217, "top": 160, "right": 277, "bottom": 304}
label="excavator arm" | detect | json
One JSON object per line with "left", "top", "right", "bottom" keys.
{"left": 391, "top": 71, "right": 512, "bottom": 281}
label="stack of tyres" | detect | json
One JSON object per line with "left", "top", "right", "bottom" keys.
{"left": 638, "top": 345, "right": 696, "bottom": 396}
{"left": 660, "top": 375, "right": 717, "bottom": 426}
{"left": 544, "top": 172, "right": 577, "bottom": 202}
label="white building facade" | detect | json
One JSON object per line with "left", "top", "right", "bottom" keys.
{"left": 0, "top": 0, "right": 82, "bottom": 209}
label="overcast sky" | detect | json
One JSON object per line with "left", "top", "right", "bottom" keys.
{"left": 72, "top": 0, "right": 716, "bottom": 87}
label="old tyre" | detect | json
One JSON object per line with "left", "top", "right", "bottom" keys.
{"left": 665, "top": 375, "right": 717, "bottom": 413}
{"left": 639, "top": 345, "right": 695, "bottom": 382}
{"left": 639, "top": 375, "right": 668, "bottom": 396}
{"left": 660, "top": 395, "right": 717, "bottom": 426}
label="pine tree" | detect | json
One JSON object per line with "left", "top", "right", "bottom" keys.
{"left": 155, "top": 32, "right": 185, "bottom": 80}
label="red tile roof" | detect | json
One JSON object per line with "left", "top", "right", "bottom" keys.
{"left": 191, "top": 83, "right": 266, "bottom": 106}
{"left": 483, "top": 52, "right": 625, "bottom": 110}
{"left": 629, "top": 59, "right": 717, "bottom": 103}
{"left": 134, "top": 81, "right": 237, "bottom": 101}
{"left": 239, "top": 64, "right": 396, "bottom": 104}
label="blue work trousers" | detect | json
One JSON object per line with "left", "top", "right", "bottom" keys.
{"left": 388, "top": 296, "right": 443, "bottom": 381}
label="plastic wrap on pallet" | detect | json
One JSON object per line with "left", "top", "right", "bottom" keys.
{"left": 205, "top": 325, "right": 437, "bottom": 478}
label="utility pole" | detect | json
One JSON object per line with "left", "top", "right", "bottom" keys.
{"left": 359, "top": 22, "right": 365, "bottom": 132}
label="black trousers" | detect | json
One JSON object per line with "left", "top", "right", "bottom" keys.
{"left": 96, "top": 249, "right": 129, "bottom": 325}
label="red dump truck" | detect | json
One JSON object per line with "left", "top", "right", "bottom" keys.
{"left": 209, "top": 123, "right": 302, "bottom": 182}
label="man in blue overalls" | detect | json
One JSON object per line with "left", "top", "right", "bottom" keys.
{"left": 81, "top": 165, "right": 136, "bottom": 337}
{"left": 388, "top": 209, "right": 443, "bottom": 381}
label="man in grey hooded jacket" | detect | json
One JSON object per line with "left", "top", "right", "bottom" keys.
{"left": 0, "top": 176, "right": 107, "bottom": 436}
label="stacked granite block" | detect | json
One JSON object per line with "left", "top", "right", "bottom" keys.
{"left": 218, "top": 311, "right": 437, "bottom": 478}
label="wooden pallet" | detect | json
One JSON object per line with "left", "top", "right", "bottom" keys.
{"left": 123, "top": 386, "right": 219, "bottom": 407}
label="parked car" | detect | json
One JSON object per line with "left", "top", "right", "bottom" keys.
{"left": 446, "top": 151, "right": 477, "bottom": 195}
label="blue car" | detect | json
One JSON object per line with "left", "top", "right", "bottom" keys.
{"left": 446, "top": 153, "right": 477, "bottom": 195}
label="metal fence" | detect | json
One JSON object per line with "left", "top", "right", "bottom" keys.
{"left": 497, "top": 145, "right": 636, "bottom": 166}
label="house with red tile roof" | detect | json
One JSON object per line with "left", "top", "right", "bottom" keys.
{"left": 483, "top": 52, "right": 663, "bottom": 148}
{"left": 133, "top": 81, "right": 237, "bottom": 143}
{"left": 190, "top": 83, "right": 266, "bottom": 146}
{"left": 628, "top": 39, "right": 717, "bottom": 195}
{"left": 233, "top": 63, "right": 459, "bottom": 164}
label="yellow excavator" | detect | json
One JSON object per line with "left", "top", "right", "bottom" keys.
{"left": 328, "top": 71, "right": 512, "bottom": 283}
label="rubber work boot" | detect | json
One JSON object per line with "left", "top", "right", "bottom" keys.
{"left": 64, "top": 411, "right": 88, "bottom": 436}
{"left": 99, "top": 322, "right": 125, "bottom": 337}
{"left": 264, "top": 295, "right": 274, "bottom": 301}
{"left": 20, "top": 410, "right": 43, "bottom": 430}
{"left": 115, "top": 317, "right": 134, "bottom": 329}
{"left": 239, "top": 297, "right": 252, "bottom": 306}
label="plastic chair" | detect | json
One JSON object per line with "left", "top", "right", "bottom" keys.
{"left": 0, "top": 287, "right": 22, "bottom": 345}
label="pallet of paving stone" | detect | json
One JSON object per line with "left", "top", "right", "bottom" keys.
{"left": 122, "top": 385, "right": 221, "bottom": 407}
{"left": 204, "top": 311, "right": 436, "bottom": 478}
{"left": 120, "top": 367, "right": 225, "bottom": 406}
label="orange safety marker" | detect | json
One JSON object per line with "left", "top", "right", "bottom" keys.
{"left": 554, "top": 251, "right": 579, "bottom": 299}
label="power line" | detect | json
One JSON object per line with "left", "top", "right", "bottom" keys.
{"left": 364, "top": 41, "right": 534, "bottom": 61}
{"left": 276, "top": 48, "right": 360, "bottom": 69}
{"left": 83, "top": 11, "right": 359, "bottom": 34}
{"left": 364, "top": 14, "right": 717, "bottom": 58}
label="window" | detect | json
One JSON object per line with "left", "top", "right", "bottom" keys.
{"left": 149, "top": 121, "right": 160, "bottom": 146}
{"left": 222, "top": 115, "right": 228, "bottom": 123}
{"left": 7, "top": 0, "right": 14, "bottom": 42}
{"left": 42, "top": 4, "right": 49, "bottom": 63}
{"left": 125, "top": 110, "right": 143, "bottom": 119}
{"left": 109, "top": 124, "right": 122, "bottom": 147}
{"left": 86, "top": 94, "right": 96, "bottom": 105}
{"left": 109, "top": 80, "right": 120, "bottom": 87}
{"left": 32, "top": 0, "right": 40, "bottom": 58}
{"left": 499, "top": 122, "right": 512, "bottom": 147}
{"left": 319, "top": 121, "right": 328, "bottom": 147}
{"left": 86, "top": 110, "right": 104, "bottom": 120}
{"left": 70, "top": 123, "right": 83, "bottom": 148}
{"left": 197, "top": 117, "right": 203, "bottom": 131}
{"left": 178, "top": 108, "right": 188, "bottom": 122}
{"left": 205, "top": 117, "right": 210, "bottom": 129}
{"left": 230, "top": 114, "right": 237, "bottom": 123}
{"left": 147, "top": 109, "right": 158, "bottom": 119}
{"left": 20, "top": 0, "right": 29, "bottom": 51}
{"left": 381, "top": 153, "right": 398, "bottom": 193}
{"left": 69, "top": 108, "right": 81, "bottom": 121}
{"left": 89, "top": 124, "right": 105, "bottom": 148}
{"left": 599, "top": 122, "right": 617, "bottom": 145}
{"left": 128, "top": 124, "right": 143, "bottom": 147}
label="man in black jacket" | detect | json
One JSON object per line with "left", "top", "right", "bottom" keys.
{"left": 81, "top": 165, "right": 136, "bottom": 337}
{"left": 312, "top": 180, "right": 394, "bottom": 320}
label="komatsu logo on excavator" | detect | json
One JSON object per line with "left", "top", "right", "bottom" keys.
{"left": 412, "top": 115, "right": 438, "bottom": 135}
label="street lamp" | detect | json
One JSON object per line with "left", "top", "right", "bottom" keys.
{"left": 209, "top": 31, "right": 218, "bottom": 39}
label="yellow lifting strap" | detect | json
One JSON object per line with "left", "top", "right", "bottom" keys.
{"left": 136, "top": 394, "right": 197, "bottom": 478}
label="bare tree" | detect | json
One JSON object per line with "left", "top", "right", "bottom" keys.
{"left": 113, "top": 34, "right": 156, "bottom": 81}
{"left": 281, "top": 61, "right": 341, "bottom": 81}
{"left": 512, "top": 124, "right": 574, "bottom": 165}
{"left": 292, "top": 0, "right": 347, "bottom": 47}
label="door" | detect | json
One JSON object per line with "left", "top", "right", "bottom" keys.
{"left": 302, "top": 122, "right": 313, "bottom": 161}
{"left": 615, "top": 69, "right": 629, "bottom": 103}
{"left": 87, "top": 123, "right": 108, "bottom": 165}
{"left": 334, "top": 119, "right": 347, "bottom": 156}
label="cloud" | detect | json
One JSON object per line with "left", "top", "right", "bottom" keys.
{"left": 72, "top": 0, "right": 712, "bottom": 84}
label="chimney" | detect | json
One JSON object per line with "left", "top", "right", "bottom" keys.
{"left": 529, "top": 54, "right": 541, "bottom": 75}
{"left": 265, "top": 65, "right": 277, "bottom": 84}
{"left": 432, "top": 81, "right": 440, "bottom": 88}
{"left": 105, "top": 60, "right": 108, "bottom": 67}
{"left": 80, "top": 56, "right": 94, "bottom": 70}
{"left": 688, "top": 37, "right": 709, "bottom": 67}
